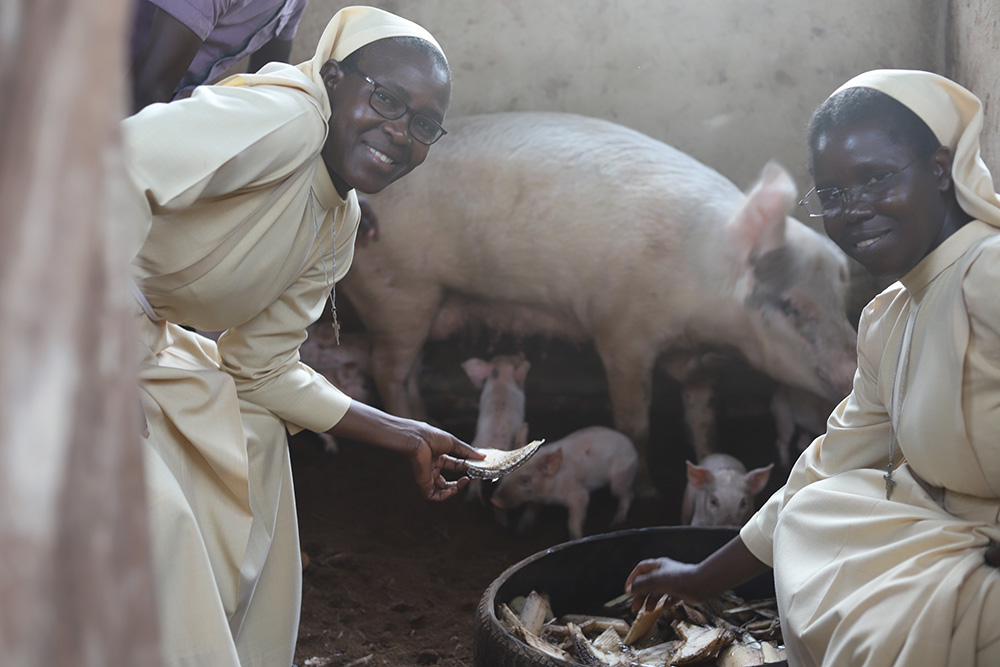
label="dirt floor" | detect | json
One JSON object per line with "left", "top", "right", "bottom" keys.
{"left": 290, "top": 334, "right": 784, "bottom": 667}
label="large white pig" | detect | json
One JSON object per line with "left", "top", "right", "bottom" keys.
{"left": 338, "top": 112, "right": 858, "bottom": 492}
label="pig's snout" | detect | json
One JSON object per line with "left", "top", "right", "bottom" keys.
{"left": 817, "top": 354, "right": 858, "bottom": 402}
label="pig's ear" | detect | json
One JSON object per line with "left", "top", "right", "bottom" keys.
{"left": 744, "top": 463, "right": 774, "bottom": 495}
{"left": 461, "top": 358, "right": 492, "bottom": 388}
{"left": 541, "top": 449, "right": 563, "bottom": 476}
{"left": 730, "top": 161, "right": 796, "bottom": 261}
{"left": 685, "top": 460, "right": 712, "bottom": 489}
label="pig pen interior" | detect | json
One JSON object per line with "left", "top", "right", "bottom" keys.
{"left": 278, "top": 4, "right": 1000, "bottom": 664}
{"left": 291, "top": 303, "right": 789, "bottom": 667}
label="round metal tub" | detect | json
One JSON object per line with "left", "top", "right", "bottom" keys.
{"left": 473, "top": 526, "right": 785, "bottom": 667}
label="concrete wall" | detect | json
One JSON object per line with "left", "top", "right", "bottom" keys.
{"left": 291, "top": 0, "right": 952, "bottom": 204}
{"left": 949, "top": 0, "right": 1000, "bottom": 189}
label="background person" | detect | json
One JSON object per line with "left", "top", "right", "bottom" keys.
{"left": 128, "top": 0, "right": 310, "bottom": 112}
{"left": 626, "top": 69, "right": 1000, "bottom": 666}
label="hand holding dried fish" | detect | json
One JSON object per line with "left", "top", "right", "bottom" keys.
{"left": 465, "top": 439, "right": 544, "bottom": 480}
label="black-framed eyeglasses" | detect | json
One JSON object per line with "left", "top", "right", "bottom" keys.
{"left": 798, "top": 157, "right": 921, "bottom": 218}
{"left": 342, "top": 62, "right": 447, "bottom": 145}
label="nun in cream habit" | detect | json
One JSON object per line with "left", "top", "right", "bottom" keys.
{"left": 627, "top": 69, "right": 1000, "bottom": 667}
{"left": 742, "top": 70, "right": 1000, "bottom": 666}
{"left": 124, "top": 7, "right": 474, "bottom": 666}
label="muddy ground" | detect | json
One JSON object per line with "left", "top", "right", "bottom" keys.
{"left": 291, "top": 330, "right": 785, "bottom": 667}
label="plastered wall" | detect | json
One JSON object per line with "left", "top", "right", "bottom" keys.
{"left": 290, "top": 0, "right": 964, "bottom": 204}
{"left": 949, "top": 0, "right": 1000, "bottom": 189}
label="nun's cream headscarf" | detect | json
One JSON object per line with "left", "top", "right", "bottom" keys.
{"left": 220, "top": 6, "right": 444, "bottom": 119}
{"left": 833, "top": 69, "right": 1000, "bottom": 228}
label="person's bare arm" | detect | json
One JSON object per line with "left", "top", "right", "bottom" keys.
{"left": 329, "top": 400, "right": 484, "bottom": 501}
{"left": 129, "top": 8, "right": 203, "bottom": 112}
{"left": 247, "top": 36, "right": 294, "bottom": 72}
{"left": 625, "top": 536, "right": 770, "bottom": 609}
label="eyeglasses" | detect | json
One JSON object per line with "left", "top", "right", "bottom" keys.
{"left": 798, "top": 158, "right": 921, "bottom": 218}
{"left": 343, "top": 62, "right": 447, "bottom": 145}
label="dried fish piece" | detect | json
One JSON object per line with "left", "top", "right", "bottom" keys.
{"left": 568, "top": 623, "right": 631, "bottom": 667}
{"left": 497, "top": 602, "right": 574, "bottom": 662}
{"left": 519, "top": 591, "right": 553, "bottom": 636}
{"left": 670, "top": 620, "right": 735, "bottom": 665}
{"left": 497, "top": 602, "right": 527, "bottom": 634}
{"left": 543, "top": 620, "right": 596, "bottom": 639}
{"left": 519, "top": 629, "right": 575, "bottom": 662}
{"left": 634, "top": 640, "right": 680, "bottom": 666}
{"left": 465, "top": 439, "right": 545, "bottom": 480}
{"left": 591, "top": 626, "right": 623, "bottom": 652}
{"left": 717, "top": 642, "right": 765, "bottom": 666}
{"left": 761, "top": 641, "right": 786, "bottom": 663}
{"left": 603, "top": 593, "right": 632, "bottom": 609}
{"left": 623, "top": 593, "right": 672, "bottom": 645}
{"left": 559, "top": 614, "right": 631, "bottom": 635}
{"left": 744, "top": 617, "right": 782, "bottom": 640}
{"left": 678, "top": 601, "right": 710, "bottom": 626}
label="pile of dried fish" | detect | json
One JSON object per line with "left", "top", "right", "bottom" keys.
{"left": 497, "top": 589, "right": 785, "bottom": 666}
{"left": 465, "top": 439, "right": 545, "bottom": 480}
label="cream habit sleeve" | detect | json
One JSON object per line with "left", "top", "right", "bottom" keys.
{"left": 217, "top": 253, "right": 355, "bottom": 435}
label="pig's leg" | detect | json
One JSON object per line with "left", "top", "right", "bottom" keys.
{"left": 595, "top": 343, "right": 657, "bottom": 495}
{"left": 564, "top": 488, "right": 592, "bottom": 541}
{"left": 608, "top": 466, "right": 635, "bottom": 525}
{"left": 770, "top": 390, "right": 795, "bottom": 469}
{"left": 681, "top": 375, "right": 718, "bottom": 462}
{"left": 610, "top": 488, "right": 633, "bottom": 526}
{"left": 361, "top": 287, "right": 444, "bottom": 419}
{"left": 368, "top": 336, "right": 427, "bottom": 419}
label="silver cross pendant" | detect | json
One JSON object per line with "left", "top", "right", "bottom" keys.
{"left": 883, "top": 472, "right": 896, "bottom": 500}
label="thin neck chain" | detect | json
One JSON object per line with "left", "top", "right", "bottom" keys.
{"left": 885, "top": 294, "right": 926, "bottom": 499}
{"left": 309, "top": 189, "right": 340, "bottom": 344}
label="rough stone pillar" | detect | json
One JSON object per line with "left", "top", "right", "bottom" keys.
{"left": 0, "top": 1, "right": 161, "bottom": 665}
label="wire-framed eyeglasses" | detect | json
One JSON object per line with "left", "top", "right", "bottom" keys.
{"left": 343, "top": 62, "right": 447, "bottom": 145}
{"left": 798, "top": 158, "right": 921, "bottom": 218}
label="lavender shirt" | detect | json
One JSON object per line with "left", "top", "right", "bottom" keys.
{"left": 131, "top": 0, "right": 310, "bottom": 99}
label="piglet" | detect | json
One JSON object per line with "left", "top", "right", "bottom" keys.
{"left": 681, "top": 453, "right": 773, "bottom": 527}
{"left": 462, "top": 354, "right": 531, "bottom": 502}
{"left": 490, "top": 426, "right": 638, "bottom": 541}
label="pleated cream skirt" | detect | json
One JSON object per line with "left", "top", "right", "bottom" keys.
{"left": 138, "top": 314, "right": 302, "bottom": 667}
{"left": 773, "top": 463, "right": 1000, "bottom": 666}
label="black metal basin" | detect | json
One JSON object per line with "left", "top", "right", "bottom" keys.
{"left": 473, "top": 526, "right": 784, "bottom": 667}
